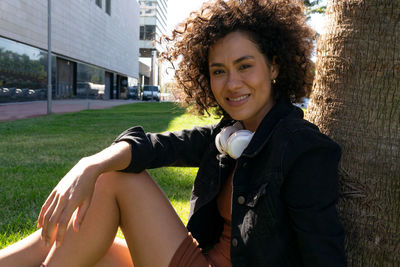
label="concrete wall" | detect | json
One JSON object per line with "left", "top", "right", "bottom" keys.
{"left": 0, "top": 0, "right": 139, "bottom": 78}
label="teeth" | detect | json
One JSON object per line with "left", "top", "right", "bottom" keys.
{"left": 229, "top": 95, "right": 249, "bottom": 102}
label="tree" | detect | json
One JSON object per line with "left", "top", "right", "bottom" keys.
{"left": 303, "top": 0, "right": 327, "bottom": 15}
{"left": 305, "top": 0, "right": 399, "bottom": 266}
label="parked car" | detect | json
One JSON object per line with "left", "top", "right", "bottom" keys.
{"left": 0, "top": 88, "right": 10, "bottom": 97}
{"left": 127, "top": 86, "right": 139, "bottom": 99}
{"left": 142, "top": 85, "right": 160, "bottom": 101}
{"left": 77, "top": 82, "right": 105, "bottom": 99}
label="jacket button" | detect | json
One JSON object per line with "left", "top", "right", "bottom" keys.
{"left": 232, "top": 238, "right": 238, "bottom": 247}
{"left": 237, "top": 196, "right": 246, "bottom": 205}
{"left": 242, "top": 162, "right": 248, "bottom": 168}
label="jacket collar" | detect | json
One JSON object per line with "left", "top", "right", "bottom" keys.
{"left": 242, "top": 97, "right": 303, "bottom": 158}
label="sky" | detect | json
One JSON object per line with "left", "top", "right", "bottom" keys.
{"left": 167, "top": 0, "right": 209, "bottom": 32}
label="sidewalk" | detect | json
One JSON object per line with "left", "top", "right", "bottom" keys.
{"left": 0, "top": 99, "right": 140, "bottom": 121}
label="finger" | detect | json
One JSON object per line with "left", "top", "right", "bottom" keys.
{"left": 40, "top": 194, "right": 59, "bottom": 243}
{"left": 37, "top": 191, "right": 57, "bottom": 228}
{"left": 55, "top": 205, "right": 78, "bottom": 247}
{"left": 43, "top": 195, "right": 68, "bottom": 246}
{"left": 73, "top": 201, "right": 91, "bottom": 232}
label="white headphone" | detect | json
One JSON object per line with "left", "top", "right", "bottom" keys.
{"left": 215, "top": 122, "right": 253, "bottom": 159}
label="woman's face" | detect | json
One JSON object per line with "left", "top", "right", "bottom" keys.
{"left": 208, "top": 31, "right": 279, "bottom": 132}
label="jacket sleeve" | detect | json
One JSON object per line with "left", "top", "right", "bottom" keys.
{"left": 112, "top": 124, "right": 216, "bottom": 173}
{"left": 282, "top": 128, "right": 347, "bottom": 267}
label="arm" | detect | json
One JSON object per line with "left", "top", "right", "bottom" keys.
{"left": 37, "top": 122, "right": 220, "bottom": 247}
{"left": 282, "top": 131, "right": 346, "bottom": 266}
{"left": 37, "top": 141, "right": 131, "bottom": 247}
{"left": 38, "top": 121, "right": 223, "bottom": 247}
{"left": 113, "top": 124, "right": 218, "bottom": 172}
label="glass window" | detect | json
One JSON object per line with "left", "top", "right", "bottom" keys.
{"left": 144, "top": 25, "right": 155, "bottom": 40}
{"left": 96, "top": 0, "right": 102, "bottom": 8}
{"left": 140, "top": 25, "right": 156, "bottom": 40}
{"left": 76, "top": 63, "right": 105, "bottom": 99}
{"left": 105, "top": 0, "right": 111, "bottom": 15}
{"left": 0, "top": 37, "right": 55, "bottom": 103}
{"left": 140, "top": 26, "right": 145, "bottom": 40}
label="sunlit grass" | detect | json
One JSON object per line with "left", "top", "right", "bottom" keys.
{"left": 0, "top": 102, "right": 220, "bottom": 248}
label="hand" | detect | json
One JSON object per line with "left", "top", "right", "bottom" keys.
{"left": 37, "top": 158, "right": 101, "bottom": 247}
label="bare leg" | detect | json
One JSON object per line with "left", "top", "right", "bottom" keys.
{"left": 43, "top": 171, "right": 187, "bottom": 267}
{"left": 0, "top": 230, "right": 50, "bottom": 267}
{"left": 0, "top": 232, "right": 132, "bottom": 267}
{"left": 93, "top": 237, "right": 133, "bottom": 267}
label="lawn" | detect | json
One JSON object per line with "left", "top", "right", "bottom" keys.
{"left": 0, "top": 102, "right": 219, "bottom": 248}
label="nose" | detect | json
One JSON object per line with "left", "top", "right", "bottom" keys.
{"left": 226, "top": 71, "right": 241, "bottom": 91}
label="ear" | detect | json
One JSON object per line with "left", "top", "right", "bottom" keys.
{"left": 270, "top": 56, "right": 279, "bottom": 80}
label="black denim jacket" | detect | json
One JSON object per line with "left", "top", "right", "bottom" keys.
{"left": 114, "top": 98, "right": 346, "bottom": 267}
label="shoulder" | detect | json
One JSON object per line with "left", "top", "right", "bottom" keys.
{"left": 278, "top": 109, "right": 340, "bottom": 151}
{"left": 270, "top": 109, "right": 341, "bottom": 170}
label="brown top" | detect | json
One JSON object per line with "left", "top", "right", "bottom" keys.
{"left": 207, "top": 171, "right": 233, "bottom": 266}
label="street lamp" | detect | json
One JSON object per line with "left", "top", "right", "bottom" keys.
{"left": 47, "top": 0, "right": 52, "bottom": 114}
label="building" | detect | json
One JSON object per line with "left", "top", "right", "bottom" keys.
{"left": 0, "top": 0, "right": 140, "bottom": 103}
{"left": 138, "top": 0, "right": 168, "bottom": 87}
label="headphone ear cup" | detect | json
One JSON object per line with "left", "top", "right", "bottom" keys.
{"left": 215, "top": 130, "right": 225, "bottom": 154}
{"left": 215, "top": 125, "right": 239, "bottom": 154}
{"left": 226, "top": 130, "right": 253, "bottom": 159}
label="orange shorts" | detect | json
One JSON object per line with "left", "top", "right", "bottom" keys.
{"left": 169, "top": 233, "right": 231, "bottom": 267}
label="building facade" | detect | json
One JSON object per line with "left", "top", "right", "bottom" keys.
{"left": 138, "top": 0, "right": 168, "bottom": 86}
{"left": 0, "top": 0, "right": 140, "bottom": 103}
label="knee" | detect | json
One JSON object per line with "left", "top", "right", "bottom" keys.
{"left": 95, "top": 171, "right": 149, "bottom": 195}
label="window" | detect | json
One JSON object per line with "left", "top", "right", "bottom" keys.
{"left": 76, "top": 63, "right": 105, "bottom": 99}
{"left": 140, "top": 26, "right": 145, "bottom": 40}
{"left": 140, "top": 25, "right": 156, "bottom": 40}
{"left": 105, "top": 0, "right": 111, "bottom": 15}
{"left": 96, "top": 0, "right": 102, "bottom": 8}
{"left": 145, "top": 25, "right": 155, "bottom": 40}
{"left": 0, "top": 36, "right": 54, "bottom": 102}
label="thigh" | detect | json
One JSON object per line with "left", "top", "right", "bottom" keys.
{"left": 108, "top": 171, "right": 188, "bottom": 267}
{"left": 44, "top": 171, "right": 187, "bottom": 267}
{"left": 94, "top": 237, "right": 133, "bottom": 267}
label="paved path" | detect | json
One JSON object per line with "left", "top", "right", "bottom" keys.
{"left": 0, "top": 99, "right": 139, "bottom": 121}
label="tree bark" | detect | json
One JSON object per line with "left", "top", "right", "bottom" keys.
{"left": 305, "top": 0, "right": 400, "bottom": 266}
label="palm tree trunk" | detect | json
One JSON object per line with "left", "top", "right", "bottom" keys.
{"left": 305, "top": 0, "right": 400, "bottom": 266}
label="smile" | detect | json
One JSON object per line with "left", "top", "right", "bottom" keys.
{"left": 228, "top": 95, "right": 250, "bottom": 102}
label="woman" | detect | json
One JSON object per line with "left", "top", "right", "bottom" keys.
{"left": 0, "top": 0, "right": 346, "bottom": 266}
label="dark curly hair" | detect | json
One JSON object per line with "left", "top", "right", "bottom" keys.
{"left": 160, "top": 0, "right": 315, "bottom": 116}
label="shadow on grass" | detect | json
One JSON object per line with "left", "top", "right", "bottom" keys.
{"left": 0, "top": 102, "right": 198, "bottom": 248}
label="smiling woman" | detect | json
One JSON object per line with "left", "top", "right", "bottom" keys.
{"left": 0, "top": 1, "right": 345, "bottom": 266}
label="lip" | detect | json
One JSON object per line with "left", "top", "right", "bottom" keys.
{"left": 226, "top": 94, "right": 250, "bottom": 106}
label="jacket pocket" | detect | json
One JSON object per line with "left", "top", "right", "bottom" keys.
{"left": 245, "top": 182, "right": 269, "bottom": 208}
{"left": 241, "top": 179, "right": 280, "bottom": 239}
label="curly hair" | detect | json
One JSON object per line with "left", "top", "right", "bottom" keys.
{"left": 160, "top": 0, "right": 315, "bottom": 116}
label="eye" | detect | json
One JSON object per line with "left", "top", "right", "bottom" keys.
{"left": 239, "top": 64, "right": 252, "bottom": 70}
{"left": 212, "top": 69, "right": 225, "bottom": 75}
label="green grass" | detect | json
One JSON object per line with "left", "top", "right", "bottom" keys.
{"left": 0, "top": 102, "right": 219, "bottom": 248}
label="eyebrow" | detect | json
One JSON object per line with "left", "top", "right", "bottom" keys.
{"left": 209, "top": 55, "right": 255, "bottom": 67}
